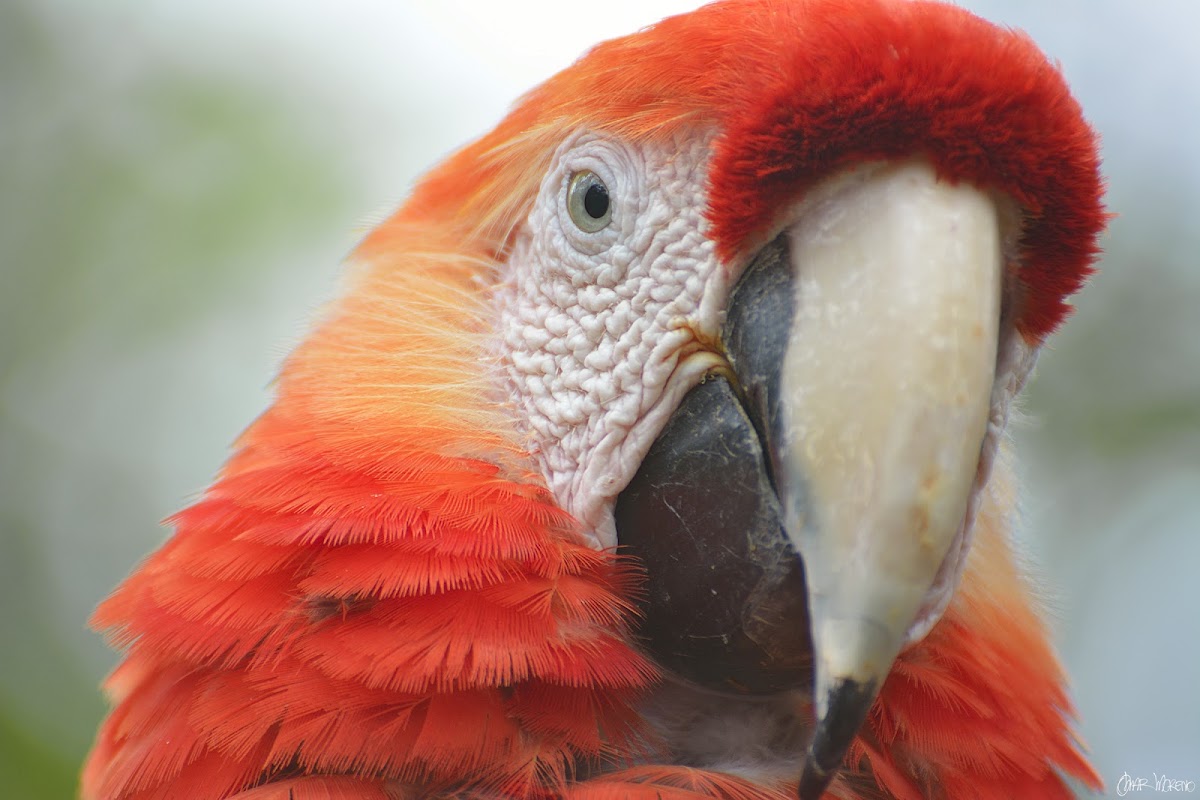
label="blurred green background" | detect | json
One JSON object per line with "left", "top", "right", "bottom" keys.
{"left": 2, "top": 1, "right": 1196, "bottom": 798}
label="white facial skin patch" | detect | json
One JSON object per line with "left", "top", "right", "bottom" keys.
{"left": 497, "top": 131, "right": 728, "bottom": 549}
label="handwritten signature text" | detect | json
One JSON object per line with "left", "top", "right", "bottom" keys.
{"left": 1116, "top": 772, "right": 1197, "bottom": 795}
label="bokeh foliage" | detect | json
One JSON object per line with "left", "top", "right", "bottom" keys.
{"left": 1, "top": 1, "right": 355, "bottom": 795}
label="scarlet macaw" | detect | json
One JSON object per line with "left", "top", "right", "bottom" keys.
{"left": 83, "top": 1, "right": 1106, "bottom": 798}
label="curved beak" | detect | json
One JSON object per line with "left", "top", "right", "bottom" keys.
{"left": 762, "top": 161, "right": 1003, "bottom": 798}
{"left": 616, "top": 159, "right": 1003, "bottom": 798}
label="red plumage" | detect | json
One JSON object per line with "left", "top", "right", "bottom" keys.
{"left": 84, "top": 1, "right": 1105, "bottom": 798}
{"left": 87, "top": 412, "right": 657, "bottom": 799}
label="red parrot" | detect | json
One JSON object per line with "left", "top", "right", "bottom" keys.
{"left": 83, "top": 1, "right": 1106, "bottom": 798}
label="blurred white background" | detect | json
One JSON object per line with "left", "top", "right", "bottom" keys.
{"left": 2, "top": 1, "right": 1197, "bottom": 797}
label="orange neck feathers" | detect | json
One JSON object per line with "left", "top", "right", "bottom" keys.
{"left": 85, "top": 243, "right": 658, "bottom": 799}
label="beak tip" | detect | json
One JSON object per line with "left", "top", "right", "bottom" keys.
{"left": 797, "top": 761, "right": 835, "bottom": 800}
{"left": 797, "top": 676, "right": 880, "bottom": 800}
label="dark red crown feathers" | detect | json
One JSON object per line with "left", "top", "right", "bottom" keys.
{"left": 701, "top": 0, "right": 1106, "bottom": 339}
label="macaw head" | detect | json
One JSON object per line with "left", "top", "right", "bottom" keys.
{"left": 345, "top": 0, "right": 1102, "bottom": 793}
{"left": 86, "top": 1, "right": 1105, "bottom": 798}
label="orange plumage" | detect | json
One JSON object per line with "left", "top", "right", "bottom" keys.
{"left": 84, "top": 1, "right": 1105, "bottom": 798}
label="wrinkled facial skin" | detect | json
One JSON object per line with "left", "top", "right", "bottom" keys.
{"left": 497, "top": 130, "right": 729, "bottom": 551}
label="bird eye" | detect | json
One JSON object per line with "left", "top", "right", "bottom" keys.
{"left": 567, "top": 171, "right": 612, "bottom": 232}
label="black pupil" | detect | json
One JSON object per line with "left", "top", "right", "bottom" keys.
{"left": 583, "top": 181, "right": 609, "bottom": 219}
